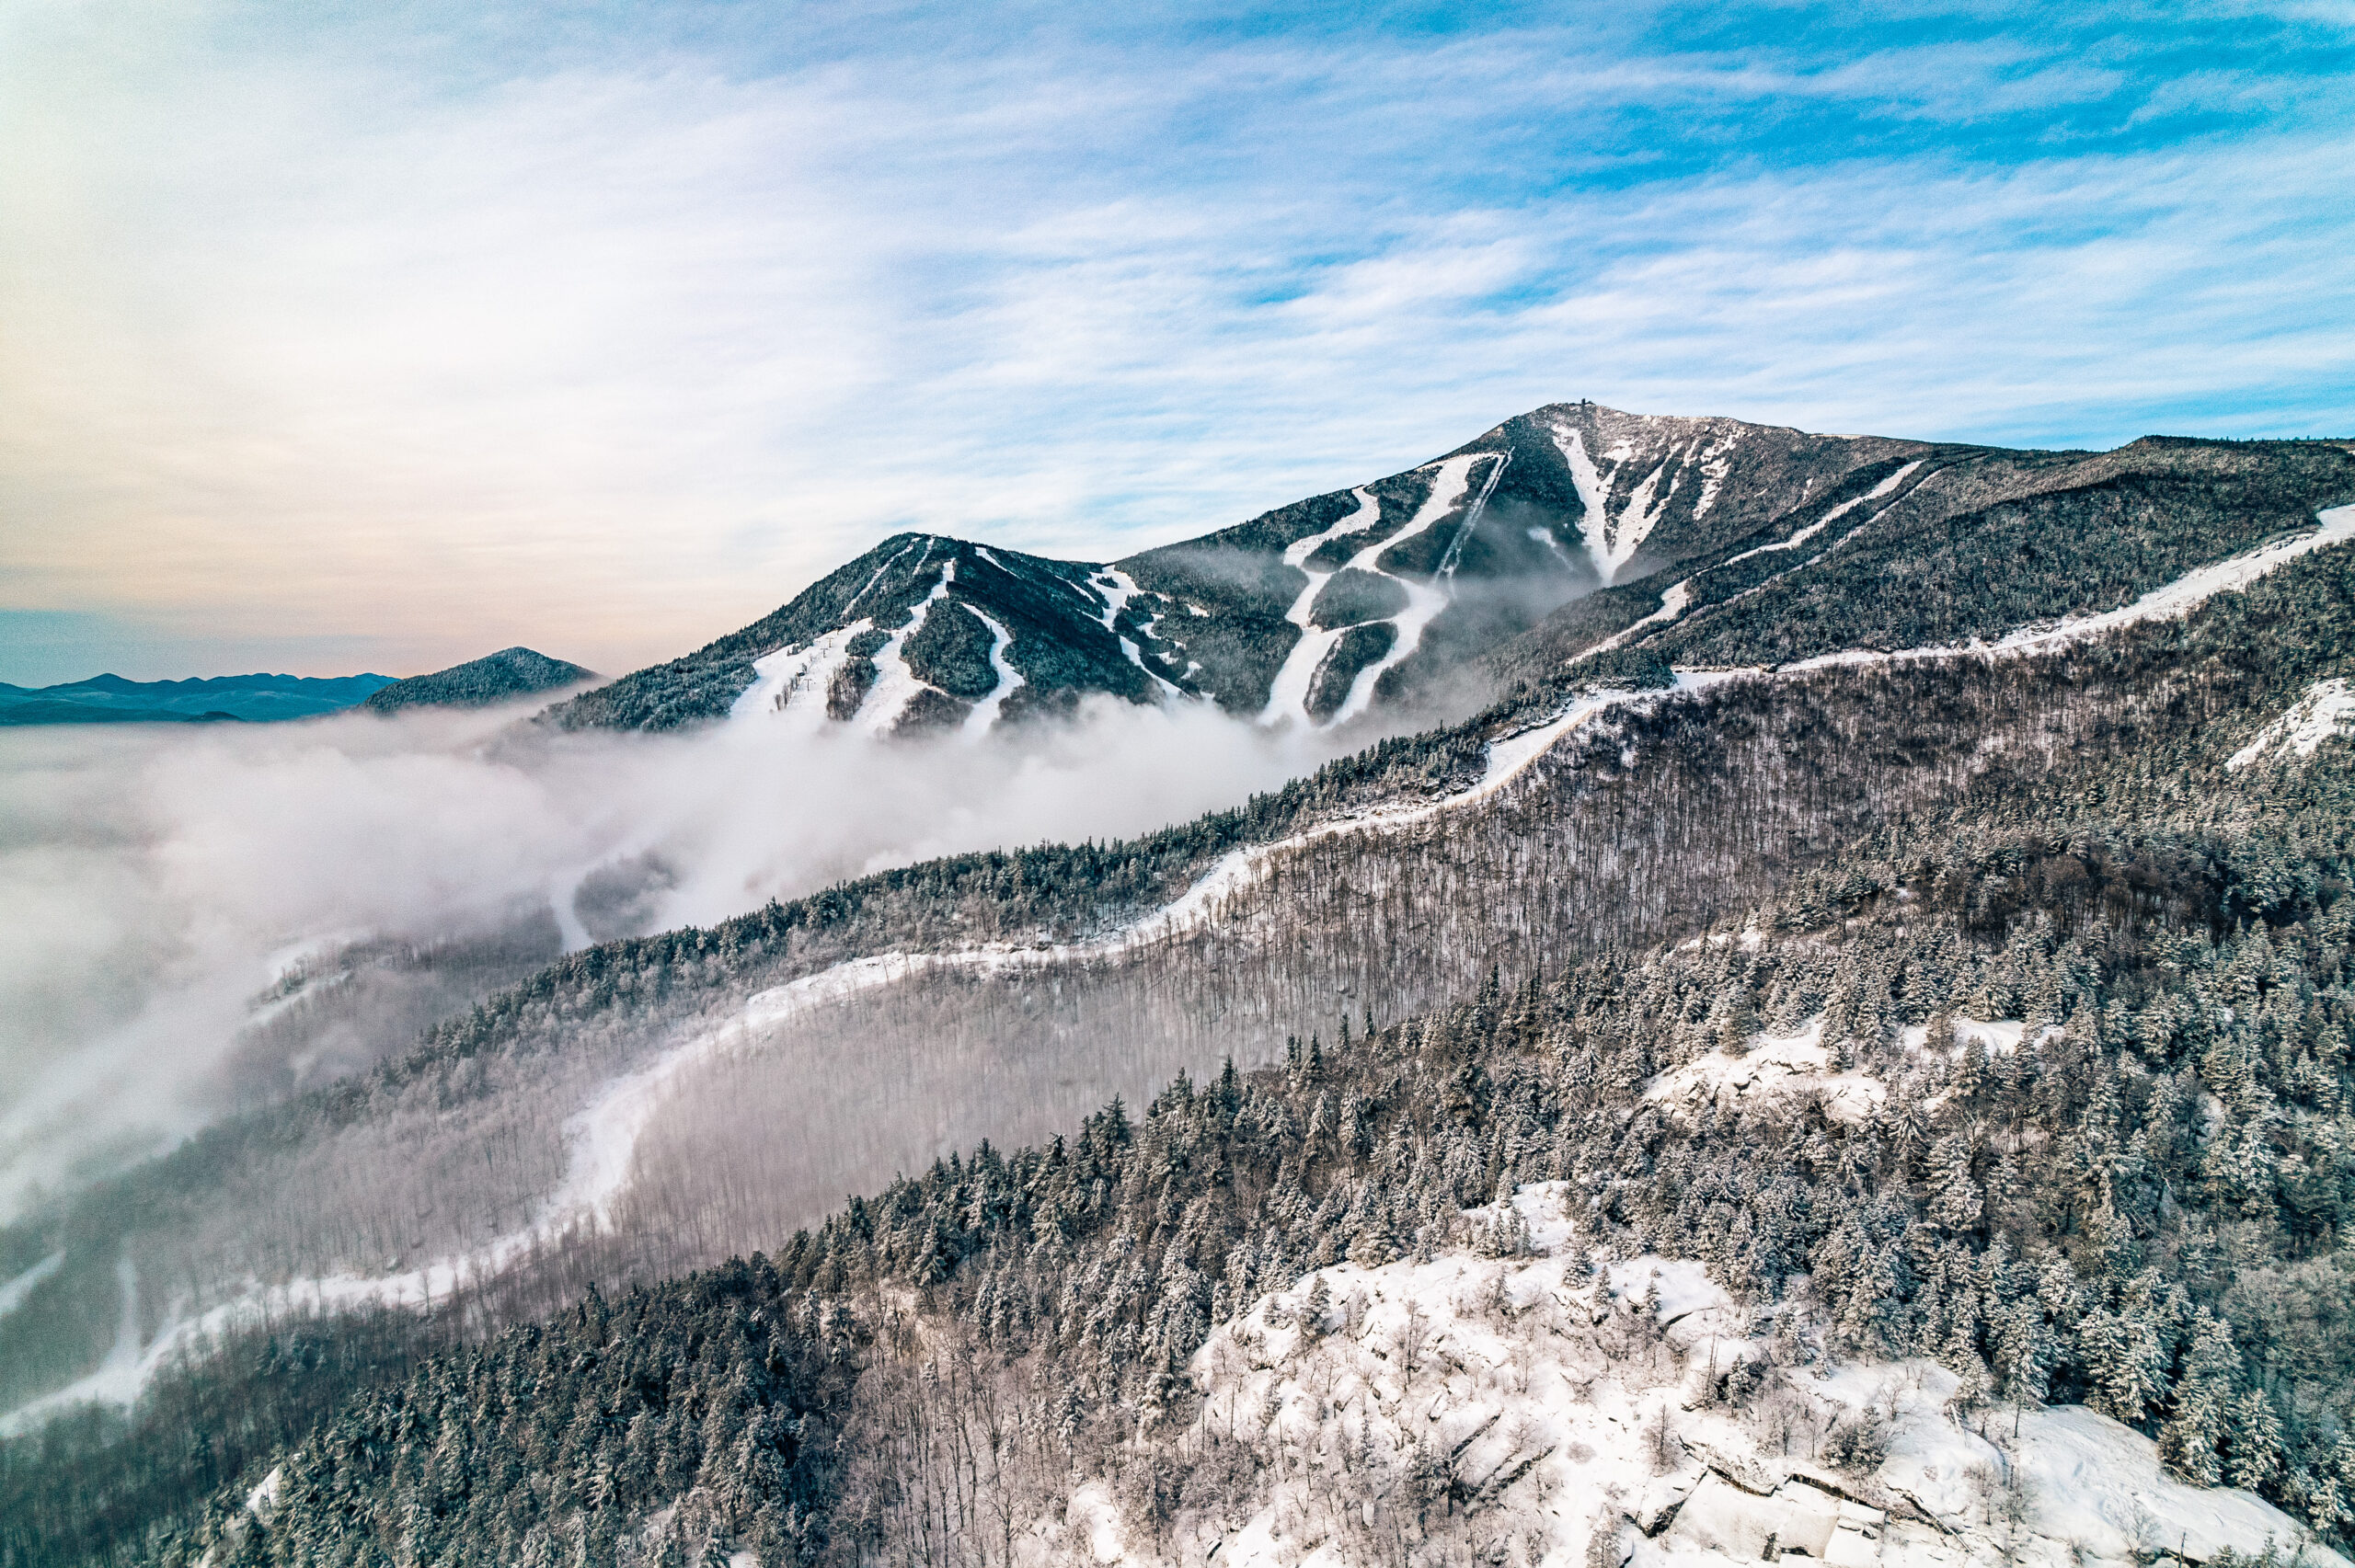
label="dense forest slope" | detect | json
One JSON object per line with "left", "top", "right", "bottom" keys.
{"left": 2, "top": 427, "right": 2351, "bottom": 1567}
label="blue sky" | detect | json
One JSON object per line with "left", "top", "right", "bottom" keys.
{"left": 3, "top": 0, "right": 2350, "bottom": 682}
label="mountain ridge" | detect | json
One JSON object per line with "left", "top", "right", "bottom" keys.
{"left": 0, "top": 670, "right": 395, "bottom": 726}
{"left": 542, "top": 406, "right": 2350, "bottom": 750}
{"left": 543, "top": 403, "right": 1936, "bottom": 738}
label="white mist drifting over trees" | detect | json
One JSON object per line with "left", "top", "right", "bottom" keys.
{"left": 0, "top": 695, "right": 1354, "bottom": 1218}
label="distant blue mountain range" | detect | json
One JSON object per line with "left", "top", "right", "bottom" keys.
{"left": 0, "top": 671, "right": 396, "bottom": 726}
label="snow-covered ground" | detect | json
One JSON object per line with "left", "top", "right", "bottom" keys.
{"left": 1051, "top": 1183, "right": 2344, "bottom": 1568}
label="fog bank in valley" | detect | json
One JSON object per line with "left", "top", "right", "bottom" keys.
{"left": 0, "top": 694, "right": 1356, "bottom": 1219}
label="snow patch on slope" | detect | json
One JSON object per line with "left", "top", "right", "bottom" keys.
{"left": 1643, "top": 1018, "right": 1887, "bottom": 1127}
{"left": 2227, "top": 677, "right": 2355, "bottom": 770}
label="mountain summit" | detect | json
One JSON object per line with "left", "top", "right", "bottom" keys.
{"left": 362, "top": 647, "right": 593, "bottom": 713}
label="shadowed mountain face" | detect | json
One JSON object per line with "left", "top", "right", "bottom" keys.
{"left": 361, "top": 647, "right": 593, "bottom": 713}
{"left": 546, "top": 403, "right": 1933, "bottom": 738}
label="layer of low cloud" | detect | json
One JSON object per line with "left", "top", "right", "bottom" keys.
{"left": 0, "top": 692, "right": 1361, "bottom": 1219}
{"left": 0, "top": 2, "right": 2349, "bottom": 681}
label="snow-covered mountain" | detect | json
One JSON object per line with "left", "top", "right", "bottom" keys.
{"left": 546, "top": 405, "right": 1927, "bottom": 736}
{"left": 8, "top": 411, "right": 2355, "bottom": 1568}
{"left": 545, "top": 406, "right": 2352, "bottom": 745}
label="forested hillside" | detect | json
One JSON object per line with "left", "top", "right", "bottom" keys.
{"left": 362, "top": 649, "right": 592, "bottom": 713}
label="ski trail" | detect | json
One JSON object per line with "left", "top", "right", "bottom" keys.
{"left": 1694, "top": 431, "right": 1738, "bottom": 518}
{"left": 1605, "top": 463, "right": 1952, "bottom": 657}
{"left": 3, "top": 1255, "right": 153, "bottom": 1436}
{"left": 1262, "top": 456, "right": 1487, "bottom": 729}
{"left": 1576, "top": 462, "right": 1929, "bottom": 665}
{"left": 1436, "top": 449, "right": 1509, "bottom": 580}
{"left": 1553, "top": 424, "right": 1622, "bottom": 584}
{"left": 732, "top": 621, "right": 876, "bottom": 731}
{"left": 1722, "top": 460, "right": 1924, "bottom": 566}
{"left": 1088, "top": 567, "right": 1182, "bottom": 697}
{"left": 1783, "top": 501, "right": 2355, "bottom": 672}
{"left": 1614, "top": 460, "right": 1672, "bottom": 571}
{"left": 1327, "top": 455, "right": 1482, "bottom": 726}
{"left": 1587, "top": 578, "right": 1693, "bottom": 657}
{"left": 840, "top": 537, "right": 921, "bottom": 618}
{"left": 1552, "top": 422, "right": 1674, "bottom": 586}
{"left": 856, "top": 557, "right": 955, "bottom": 736}
{"left": 961, "top": 603, "right": 1025, "bottom": 738}
{"left": 1258, "top": 487, "right": 1388, "bottom": 727}
{"left": 0, "top": 1251, "right": 63, "bottom": 1322}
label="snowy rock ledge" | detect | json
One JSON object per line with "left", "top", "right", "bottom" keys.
{"left": 1059, "top": 1184, "right": 2344, "bottom": 1568}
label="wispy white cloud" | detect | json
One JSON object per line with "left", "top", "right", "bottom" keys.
{"left": 0, "top": 0, "right": 2349, "bottom": 680}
